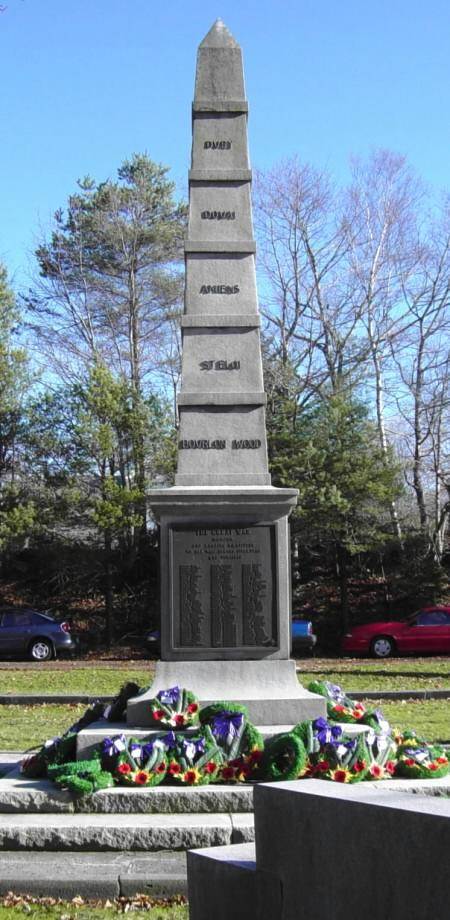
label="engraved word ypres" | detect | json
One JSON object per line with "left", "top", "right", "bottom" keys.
{"left": 204, "top": 141, "right": 231, "bottom": 149}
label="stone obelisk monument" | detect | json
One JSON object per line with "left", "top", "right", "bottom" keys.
{"left": 127, "top": 20, "right": 324, "bottom": 726}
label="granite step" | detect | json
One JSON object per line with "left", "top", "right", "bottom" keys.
{"left": 0, "top": 849, "right": 188, "bottom": 898}
{"left": 0, "top": 811, "right": 254, "bottom": 851}
{"left": 0, "top": 769, "right": 254, "bottom": 814}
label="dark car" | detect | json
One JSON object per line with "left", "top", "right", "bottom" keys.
{"left": 144, "top": 619, "right": 317, "bottom": 657}
{"left": 342, "top": 606, "right": 450, "bottom": 658}
{"left": 0, "top": 608, "right": 76, "bottom": 661}
{"left": 291, "top": 619, "right": 317, "bottom": 654}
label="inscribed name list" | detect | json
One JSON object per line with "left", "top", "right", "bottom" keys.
{"left": 170, "top": 524, "right": 278, "bottom": 651}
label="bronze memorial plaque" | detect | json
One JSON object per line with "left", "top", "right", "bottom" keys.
{"left": 169, "top": 524, "right": 278, "bottom": 653}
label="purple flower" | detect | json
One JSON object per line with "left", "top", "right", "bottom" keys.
{"left": 141, "top": 742, "right": 154, "bottom": 761}
{"left": 182, "top": 737, "right": 206, "bottom": 762}
{"left": 325, "top": 682, "right": 346, "bottom": 702}
{"left": 101, "top": 734, "right": 127, "bottom": 757}
{"left": 162, "top": 731, "right": 177, "bottom": 751}
{"left": 157, "top": 686, "right": 181, "bottom": 706}
{"left": 211, "top": 712, "right": 244, "bottom": 740}
{"left": 313, "top": 719, "right": 343, "bottom": 747}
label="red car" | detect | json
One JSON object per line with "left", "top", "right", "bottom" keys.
{"left": 342, "top": 606, "right": 450, "bottom": 658}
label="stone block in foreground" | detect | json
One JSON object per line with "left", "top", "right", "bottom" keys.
{"left": 188, "top": 777, "right": 450, "bottom": 920}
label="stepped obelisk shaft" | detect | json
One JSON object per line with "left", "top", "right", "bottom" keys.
{"left": 126, "top": 22, "right": 325, "bottom": 727}
{"left": 176, "top": 18, "right": 269, "bottom": 487}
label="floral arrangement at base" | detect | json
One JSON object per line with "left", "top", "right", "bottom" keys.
{"left": 393, "top": 730, "right": 449, "bottom": 780}
{"left": 148, "top": 686, "right": 200, "bottom": 729}
{"left": 166, "top": 727, "right": 223, "bottom": 785}
{"left": 19, "top": 679, "right": 450, "bottom": 796}
{"left": 307, "top": 680, "right": 367, "bottom": 723}
{"left": 206, "top": 707, "right": 264, "bottom": 765}
{"left": 363, "top": 717, "right": 398, "bottom": 780}
{"left": 111, "top": 736, "right": 168, "bottom": 787}
{"left": 259, "top": 731, "right": 307, "bottom": 781}
{"left": 46, "top": 757, "right": 115, "bottom": 796}
{"left": 294, "top": 718, "right": 370, "bottom": 783}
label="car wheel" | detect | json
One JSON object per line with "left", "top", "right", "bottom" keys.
{"left": 370, "top": 636, "right": 396, "bottom": 659}
{"left": 29, "top": 638, "right": 54, "bottom": 661}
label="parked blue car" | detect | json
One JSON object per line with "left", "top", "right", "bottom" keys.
{"left": 0, "top": 608, "right": 76, "bottom": 661}
{"left": 145, "top": 619, "right": 317, "bottom": 656}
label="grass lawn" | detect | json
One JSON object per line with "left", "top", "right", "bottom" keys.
{"left": 0, "top": 900, "right": 188, "bottom": 920}
{"left": 0, "top": 667, "right": 154, "bottom": 696}
{"left": 364, "top": 699, "right": 450, "bottom": 743}
{"left": 298, "top": 656, "right": 450, "bottom": 691}
{"left": 0, "top": 703, "right": 87, "bottom": 750}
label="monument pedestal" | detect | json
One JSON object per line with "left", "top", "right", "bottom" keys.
{"left": 126, "top": 485, "right": 326, "bottom": 727}
{"left": 148, "top": 486, "right": 298, "bottom": 661}
{"left": 126, "top": 659, "right": 325, "bottom": 727}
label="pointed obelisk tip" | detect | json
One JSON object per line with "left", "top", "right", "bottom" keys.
{"left": 199, "top": 18, "right": 239, "bottom": 48}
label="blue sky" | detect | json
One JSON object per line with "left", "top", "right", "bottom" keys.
{"left": 1, "top": 0, "right": 449, "bottom": 286}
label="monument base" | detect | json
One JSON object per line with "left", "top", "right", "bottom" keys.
{"left": 126, "top": 659, "right": 326, "bottom": 726}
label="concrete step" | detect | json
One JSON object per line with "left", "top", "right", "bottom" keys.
{"left": 0, "top": 770, "right": 254, "bottom": 814}
{"left": 0, "top": 849, "right": 188, "bottom": 898}
{"left": 0, "top": 811, "right": 254, "bottom": 851}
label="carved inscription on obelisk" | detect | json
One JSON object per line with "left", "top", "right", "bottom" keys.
{"left": 175, "top": 18, "right": 271, "bottom": 488}
{"left": 171, "top": 524, "right": 277, "bottom": 653}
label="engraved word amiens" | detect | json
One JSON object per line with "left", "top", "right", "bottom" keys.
{"left": 200, "top": 285, "right": 239, "bottom": 294}
{"left": 201, "top": 211, "right": 235, "bottom": 220}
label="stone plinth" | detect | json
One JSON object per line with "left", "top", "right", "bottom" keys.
{"left": 126, "top": 660, "right": 325, "bottom": 727}
{"left": 144, "top": 486, "right": 298, "bottom": 662}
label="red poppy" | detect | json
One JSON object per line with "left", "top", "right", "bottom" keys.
{"left": 317, "top": 760, "right": 330, "bottom": 772}
{"left": 429, "top": 763, "right": 439, "bottom": 771}
{"left": 352, "top": 710, "right": 363, "bottom": 719}
{"left": 369, "top": 764, "right": 383, "bottom": 778}
{"left": 436, "top": 756, "right": 448, "bottom": 764}
{"left": 333, "top": 770, "right": 348, "bottom": 783}
{"left": 174, "top": 714, "right": 185, "bottom": 726}
{"left": 117, "top": 762, "right": 132, "bottom": 775}
{"left": 353, "top": 760, "right": 366, "bottom": 773}
{"left": 385, "top": 761, "right": 395, "bottom": 775}
{"left": 404, "top": 758, "right": 415, "bottom": 767}
{"left": 152, "top": 709, "right": 165, "bottom": 721}
{"left": 168, "top": 762, "right": 181, "bottom": 775}
{"left": 248, "top": 750, "right": 263, "bottom": 764}
{"left": 156, "top": 762, "right": 166, "bottom": 773}
{"left": 187, "top": 703, "right": 199, "bottom": 714}
{"left": 204, "top": 761, "right": 217, "bottom": 774}
{"left": 221, "top": 766, "right": 236, "bottom": 781}
{"left": 184, "top": 769, "right": 199, "bottom": 784}
{"left": 332, "top": 704, "right": 345, "bottom": 713}
{"left": 134, "top": 771, "right": 150, "bottom": 785}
